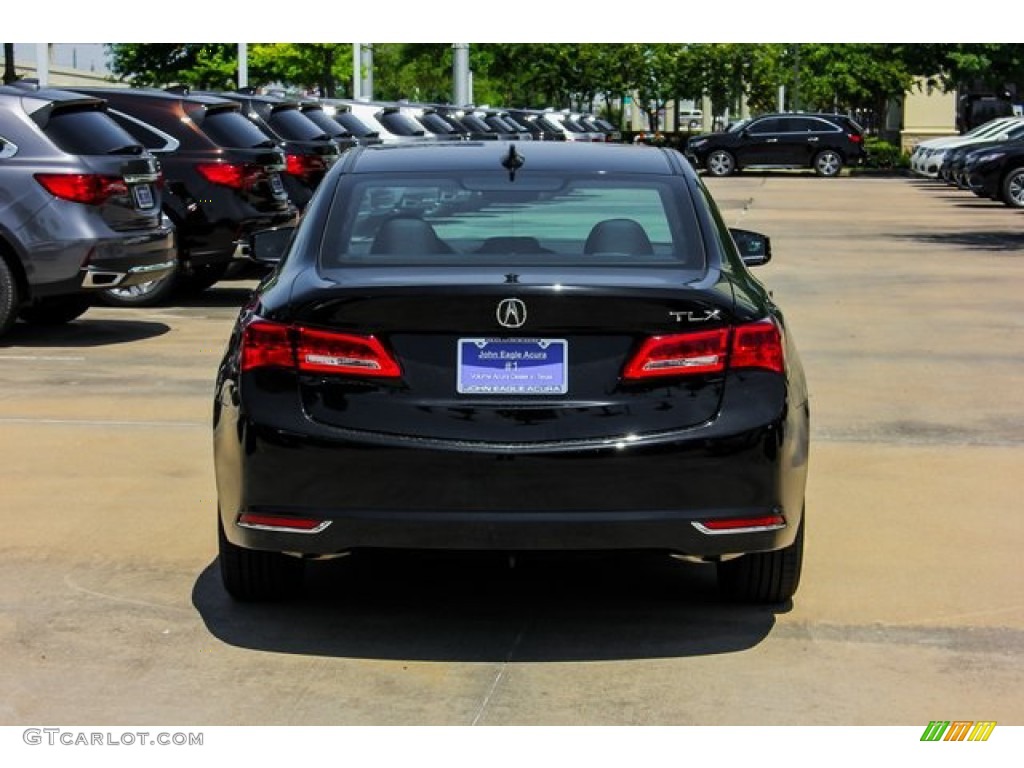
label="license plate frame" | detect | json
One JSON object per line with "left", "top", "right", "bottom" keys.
{"left": 268, "top": 172, "right": 286, "bottom": 197}
{"left": 457, "top": 338, "right": 568, "bottom": 395}
{"left": 131, "top": 183, "right": 155, "bottom": 210}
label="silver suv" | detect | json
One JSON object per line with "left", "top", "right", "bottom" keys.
{"left": 0, "top": 84, "right": 175, "bottom": 336}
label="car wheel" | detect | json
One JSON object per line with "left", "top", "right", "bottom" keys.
{"left": 813, "top": 150, "right": 843, "bottom": 177}
{"left": 0, "top": 257, "right": 19, "bottom": 336}
{"left": 717, "top": 513, "right": 804, "bottom": 604}
{"left": 178, "top": 263, "right": 228, "bottom": 295}
{"left": 98, "top": 270, "right": 179, "bottom": 308}
{"left": 17, "top": 295, "right": 91, "bottom": 325}
{"left": 1001, "top": 167, "right": 1024, "bottom": 208}
{"left": 218, "top": 515, "right": 304, "bottom": 601}
{"left": 706, "top": 150, "right": 736, "bottom": 177}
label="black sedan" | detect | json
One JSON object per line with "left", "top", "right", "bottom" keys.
{"left": 213, "top": 141, "right": 810, "bottom": 604}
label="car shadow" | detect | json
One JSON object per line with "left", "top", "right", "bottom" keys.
{"left": 1, "top": 317, "right": 170, "bottom": 347}
{"left": 173, "top": 284, "right": 259, "bottom": 309}
{"left": 891, "top": 229, "right": 1024, "bottom": 252}
{"left": 192, "top": 550, "right": 784, "bottom": 662}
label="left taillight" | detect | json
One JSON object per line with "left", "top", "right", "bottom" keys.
{"left": 622, "top": 319, "right": 784, "bottom": 381}
{"left": 285, "top": 153, "right": 327, "bottom": 180}
{"left": 240, "top": 318, "right": 401, "bottom": 378}
{"left": 34, "top": 173, "right": 128, "bottom": 205}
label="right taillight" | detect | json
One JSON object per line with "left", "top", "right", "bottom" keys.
{"left": 34, "top": 173, "right": 128, "bottom": 205}
{"left": 730, "top": 319, "right": 784, "bottom": 373}
{"left": 622, "top": 319, "right": 784, "bottom": 381}
{"left": 196, "top": 162, "right": 263, "bottom": 189}
{"left": 240, "top": 318, "right": 401, "bottom": 378}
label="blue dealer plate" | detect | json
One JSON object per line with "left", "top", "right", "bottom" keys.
{"left": 457, "top": 339, "right": 568, "bottom": 395}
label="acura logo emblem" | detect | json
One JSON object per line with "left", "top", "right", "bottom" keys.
{"left": 496, "top": 298, "right": 527, "bottom": 328}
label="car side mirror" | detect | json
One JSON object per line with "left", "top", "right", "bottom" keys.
{"left": 730, "top": 228, "right": 772, "bottom": 267}
{"left": 249, "top": 226, "right": 295, "bottom": 265}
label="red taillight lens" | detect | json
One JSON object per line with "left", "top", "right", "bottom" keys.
{"left": 848, "top": 133, "right": 863, "bottom": 144}
{"left": 240, "top": 318, "right": 401, "bottom": 378}
{"left": 196, "top": 162, "right": 262, "bottom": 189}
{"left": 622, "top": 319, "right": 784, "bottom": 381}
{"left": 240, "top": 320, "right": 294, "bottom": 371}
{"left": 296, "top": 327, "right": 402, "bottom": 377}
{"left": 731, "top": 319, "right": 784, "bottom": 373}
{"left": 34, "top": 173, "right": 128, "bottom": 205}
{"left": 622, "top": 328, "right": 730, "bottom": 380}
{"left": 285, "top": 153, "right": 326, "bottom": 179}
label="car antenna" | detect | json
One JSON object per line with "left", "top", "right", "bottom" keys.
{"left": 501, "top": 143, "right": 524, "bottom": 182}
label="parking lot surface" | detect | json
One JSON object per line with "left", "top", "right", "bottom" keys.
{"left": 1, "top": 173, "right": 1022, "bottom": 725}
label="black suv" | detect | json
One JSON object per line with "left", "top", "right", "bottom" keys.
{"left": 208, "top": 90, "right": 341, "bottom": 210}
{"left": 686, "top": 112, "right": 866, "bottom": 177}
{"left": 0, "top": 84, "right": 175, "bottom": 334}
{"left": 70, "top": 87, "right": 300, "bottom": 306}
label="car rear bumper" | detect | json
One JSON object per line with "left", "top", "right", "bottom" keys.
{"left": 215, "top": 378, "right": 809, "bottom": 557}
{"left": 30, "top": 219, "right": 176, "bottom": 298}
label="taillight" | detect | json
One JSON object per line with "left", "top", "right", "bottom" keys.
{"left": 196, "top": 162, "right": 263, "bottom": 189}
{"left": 622, "top": 319, "right": 784, "bottom": 381}
{"left": 285, "top": 153, "right": 327, "bottom": 180}
{"left": 848, "top": 133, "right": 863, "bottom": 144}
{"left": 34, "top": 173, "right": 128, "bottom": 205}
{"left": 731, "top": 319, "right": 784, "bottom": 373}
{"left": 240, "top": 318, "right": 401, "bottom": 378}
{"left": 622, "top": 328, "right": 730, "bottom": 380}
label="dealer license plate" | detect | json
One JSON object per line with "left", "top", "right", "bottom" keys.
{"left": 131, "top": 183, "right": 155, "bottom": 210}
{"left": 269, "top": 172, "right": 286, "bottom": 197}
{"left": 457, "top": 339, "right": 568, "bottom": 395}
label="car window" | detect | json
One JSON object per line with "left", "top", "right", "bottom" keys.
{"left": 42, "top": 107, "right": 145, "bottom": 155}
{"left": 0, "top": 135, "right": 17, "bottom": 159}
{"left": 333, "top": 111, "right": 376, "bottom": 137}
{"left": 791, "top": 117, "right": 839, "bottom": 133}
{"left": 748, "top": 118, "right": 783, "bottom": 134}
{"left": 201, "top": 108, "right": 277, "bottom": 148}
{"left": 107, "top": 109, "right": 179, "bottom": 151}
{"left": 268, "top": 107, "right": 329, "bottom": 141}
{"left": 321, "top": 173, "right": 704, "bottom": 270}
{"left": 302, "top": 108, "right": 350, "bottom": 138}
{"left": 375, "top": 111, "right": 424, "bottom": 137}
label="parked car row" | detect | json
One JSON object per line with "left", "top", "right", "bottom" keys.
{"left": 0, "top": 84, "right": 176, "bottom": 336}
{"left": 910, "top": 115, "right": 1024, "bottom": 208}
{"left": 685, "top": 112, "right": 868, "bottom": 177}
{"left": 1, "top": 81, "right": 624, "bottom": 323}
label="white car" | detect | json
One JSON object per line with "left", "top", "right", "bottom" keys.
{"left": 910, "top": 117, "right": 1022, "bottom": 177}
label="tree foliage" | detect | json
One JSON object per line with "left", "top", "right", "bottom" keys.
{"left": 106, "top": 43, "right": 1024, "bottom": 130}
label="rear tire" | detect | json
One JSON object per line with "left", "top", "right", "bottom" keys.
{"left": 99, "top": 269, "right": 179, "bottom": 308}
{"left": 717, "top": 514, "right": 804, "bottom": 604}
{"left": 218, "top": 515, "right": 304, "bottom": 601}
{"left": 0, "top": 257, "right": 18, "bottom": 336}
{"left": 178, "top": 263, "right": 228, "bottom": 294}
{"left": 17, "top": 295, "right": 90, "bottom": 325}
{"left": 813, "top": 150, "right": 843, "bottom": 177}
{"left": 1001, "top": 167, "right": 1024, "bottom": 208}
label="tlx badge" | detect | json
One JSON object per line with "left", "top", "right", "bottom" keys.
{"left": 669, "top": 309, "right": 722, "bottom": 323}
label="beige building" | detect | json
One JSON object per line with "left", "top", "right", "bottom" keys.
{"left": 888, "top": 77, "right": 958, "bottom": 152}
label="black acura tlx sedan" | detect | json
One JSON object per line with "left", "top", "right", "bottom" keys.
{"left": 213, "top": 141, "right": 810, "bottom": 604}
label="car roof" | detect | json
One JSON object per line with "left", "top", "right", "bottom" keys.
{"left": 69, "top": 86, "right": 242, "bottom": 110}
{"left": 344, "top": 141, "right": 682, "bottom": 175}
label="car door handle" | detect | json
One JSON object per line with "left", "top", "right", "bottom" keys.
{"left": 807, "top": 136, "right": 820, "bottom": 142}
{"left": 765, "top": 138, "right": 778, "bottom": 143}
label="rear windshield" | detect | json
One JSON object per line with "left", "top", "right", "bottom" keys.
{"left": 303, "top": 108, "right": 350, "bottom": 138}
{"left": 321, "top": 173, "right": 705, "bottom": 270}
{"left": 376, "top": 112, "right": 425, "bottom": 137}
{"left": 201, "top": 108, "right": 277, "bottom": 148}
{"left": 268, "top": 107, "right": 330, "bottom": 141}
{"left": 43, "top": 107, "right": 144, "bottom": 155}
{"left": 333, "top": 111, "right": 376, "bottom": 137}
